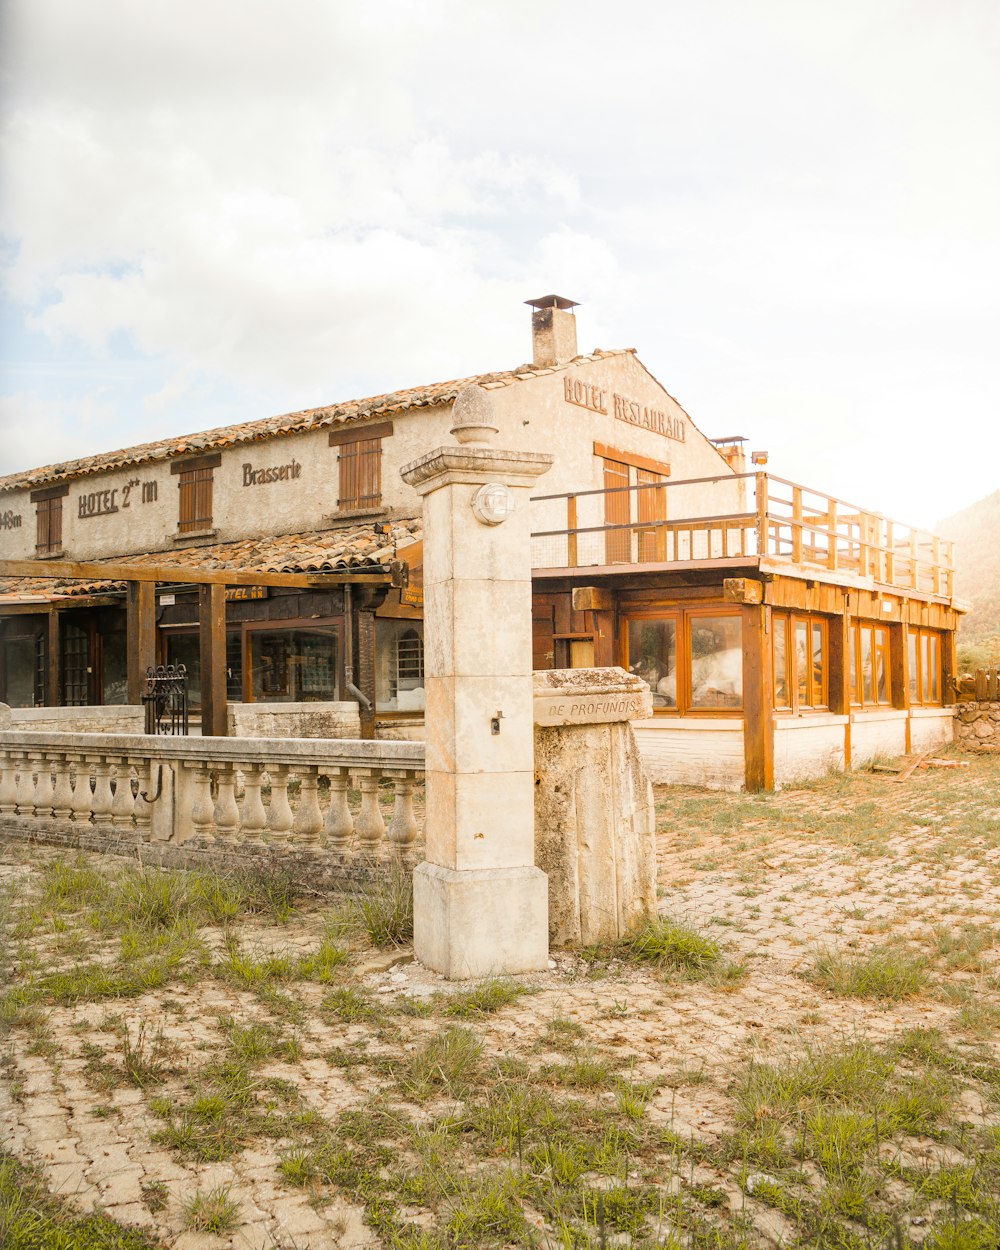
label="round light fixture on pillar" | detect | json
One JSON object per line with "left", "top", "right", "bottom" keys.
{"left": 471, "top": 482, "right": 515, "bottom": 525}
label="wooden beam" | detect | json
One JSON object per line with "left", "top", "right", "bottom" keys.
{"left": 46, "top": 609, "right": 60, "bottom": 707}
{"left": 593, "top": 609, "right": 616, "bottom": 667}
{"left": 0, "top": 557, "right": 391, "bottom": 589}
{"left": 942, "top": 629, "right": 958, "bottom": 704}
{"left": 127, "top": 581, "right": 157, "bottom": 704}
{"left": 199, "top": 583, "right": 228, "bottom": 737}
{"left": 571, "top": 586, "right": 615, "bottom": 612}
{"left": 742, "top": 603, "right": 774, "bottom": 793}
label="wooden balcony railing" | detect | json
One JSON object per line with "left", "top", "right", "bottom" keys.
{"left": 530, "top": 472, "right": 955, "bottom": 599}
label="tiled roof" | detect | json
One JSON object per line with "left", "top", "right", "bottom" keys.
{"left": 0, "top": 350, "right": 634, "bottom": 494}
{"left": 0, "top": 518, "right": 422, "bottom": 601}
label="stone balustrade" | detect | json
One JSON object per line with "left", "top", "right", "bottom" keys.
{"left": 0, "top": 730, "right": 424, "bottom": 860}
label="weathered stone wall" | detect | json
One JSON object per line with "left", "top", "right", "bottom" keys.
{"left": 533, "top": 669, "right": 657, "bottom": 946}
{"left": 955, "top": 702, "right": 1000, "bottom": 746}
{"left": 8, "top": 705, "right": 145, "bottom": 734}
{"left": 226, "top": 701, "right": 361, "bottom": 739}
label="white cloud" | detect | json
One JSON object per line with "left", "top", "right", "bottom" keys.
{"left": 0, "top": 0, "right": 997, "bottom": 525}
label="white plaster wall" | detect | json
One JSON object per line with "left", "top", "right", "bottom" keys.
{"left": 850, "top": 710, "right": 908, "bottom": 764}
{"left": 633, "top": 717, "right": 745, "bottom": 790}
{"left": 0, "top": 351, "right": 738, "bottom": 563}
{"left": 774, "top": 715, "right": 847, "bottom": 784}
{"left": 909, "top": 708, "right": 955, "bottom": 753}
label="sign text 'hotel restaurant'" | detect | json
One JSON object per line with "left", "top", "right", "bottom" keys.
{"left": 563, "top": 377, "right": 686, "bottom": 442}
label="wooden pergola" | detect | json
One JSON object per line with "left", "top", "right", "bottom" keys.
{"left": 0, "top": 557, "right": 395, "bottom": 736}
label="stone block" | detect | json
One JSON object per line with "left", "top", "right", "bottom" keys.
{"left": 424, "top": 580, "right": 532, "bottom": 678}
{"left": 413, "top": 862, "right": 549, "bottom": 978}
{"left": 424, "top": 769, "right": 535, "bottom": 869}
{"left": 425, "top": 674, "right": 534, "bottom": 775}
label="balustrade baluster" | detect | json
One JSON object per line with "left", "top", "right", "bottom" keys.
{"left": 51, "top": 754, "right": 74, "bottom": 822}
{"left": 214, "top": 766, "right": 241, "bottom": 843}
{"left": 292, "top": 767, "right": 323, "bottom": 847}
{"left": 15, "top": 752, "right": 36, "bottom": 815}
{"left": 240, "top": 767, "right": 267, "bottom": 843}
{"left": 189, "top": 765, "right": 217, "bottom": 841}
{"left": 323, "top": 769, "right": 354, "bottom": 848}
{"left": 111, "top": 760, "right": 136, "bottom": 831}
{"left": 90, "top": 759, "right": 115, "bottom": 829}
{"left": 72, "top": 759, "right": 94, "bottom": 824}
{"left": 355, "top": 771, "right": 386, "bottom": 849}
{"left": 132, "top": 760, "right": 154, "bottom": 841}
{"left": 32, "top": 754, "right": 54, "bottom": 819}
{"left": 386, "top": 773, "right": 419, "bottom": 849}
{"left": 0, "top": 750, "right": 18, "bottom": 815}
{"left": 266, "top": 765, "right": 293, "bottom": 845}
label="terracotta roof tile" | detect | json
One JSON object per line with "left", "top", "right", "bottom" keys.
{"left": 0, "top": 518, "right": 422, "bottom": 600}
{"left": 0, "top": 350, "right": 632, "bottom": 494}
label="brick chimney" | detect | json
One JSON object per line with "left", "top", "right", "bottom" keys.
{"left": 526, "top": 295, "right": 578, "bottom": 367}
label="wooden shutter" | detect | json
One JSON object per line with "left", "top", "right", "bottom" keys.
{"left": 35, "top": 496, "right": 63, "bottom": 553}
{"left": 331, "top": 422, "right": 392, "bottom": 510}
{"left": 603, "top": 459, "right": 631, "bottom": 564}
{"left": 178, "top": 467, "right": 214, "bottom": 532}
{"left": 636, "top": 468, "right": 666, "bottom": 561}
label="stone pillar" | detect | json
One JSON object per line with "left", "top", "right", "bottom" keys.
{"left": 401, "top": 385, "right": 553, "bottom": 979}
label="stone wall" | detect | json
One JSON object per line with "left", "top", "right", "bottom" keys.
{"left": 7, "top": 705, "right": 145, "bottom": 734}
{"left": 955, "top": 702, "right": 1000, "bottom": 747}
{"left": 227, "top": 701, "right": 361, "bottom": 739}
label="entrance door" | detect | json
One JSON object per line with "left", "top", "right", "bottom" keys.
{"left": 62, "top": 621, "right": 90, "bottom": 706}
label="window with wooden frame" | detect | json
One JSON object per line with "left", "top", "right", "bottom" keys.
{"left": 908, "top": 628, "right": 941, "bottom": 706}
{"left": 31, "top": 484, "right": 68, "bottom": 555}
{"left": 172, "top": 453, "right": 221, "bottom": 534}
{"left": 594, "top": 443, "right": 669, "bottom": 565}
{"left": 851, "top": 621, "right": 891, "bottom": 706}
{"left": 773, "top": 613, "right": 829, "bottom": 711}
{"left": 624, "top": 608, "right": 742, "bottom": 714}
{"left": 330, "top": 421, "right": 392, "bottom": 511}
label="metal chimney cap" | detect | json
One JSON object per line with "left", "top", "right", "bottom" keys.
{"left": 525, "top": 295, "right": 579, "bottom": 310}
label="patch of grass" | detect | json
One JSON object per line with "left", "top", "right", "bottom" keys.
{"left": 442, "top": 977, "right": 535, "bottom": 1018}
{"left": 0, "top": 1150, "right": 166, "bottom": 1248}
{"left": 323, "top": 986, "right": 379, "bottom": 1023}
{"left": 403, "top": 1026, "right": 483, "bottom": 1100}
{"left": 808, "top": 945, "right": 928, "bottom": 1000}
{"left": 350, "top": 867, "right": 414, "bottom": 948}
{"left": 181, "top": 1184, "right": 240, "bottom": 1234}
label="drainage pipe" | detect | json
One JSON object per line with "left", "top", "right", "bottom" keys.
{"left": 343, "top": 584, "right": 373, "bottom": 713}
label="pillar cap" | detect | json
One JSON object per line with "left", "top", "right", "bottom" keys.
{"left": 400, "top": 446, "right": 553, "bottom": 496}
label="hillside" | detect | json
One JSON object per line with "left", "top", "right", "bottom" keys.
{"left": 938, "top": 489, "right": 1000, "bottom": 665}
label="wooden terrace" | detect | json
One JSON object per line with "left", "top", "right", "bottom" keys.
{"left": 529, "top": 472, "right": 956, "bottom": 600}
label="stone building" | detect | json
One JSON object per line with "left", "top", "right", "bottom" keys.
{"left": 0, "top": 298, "right": 962, "bottom": 789}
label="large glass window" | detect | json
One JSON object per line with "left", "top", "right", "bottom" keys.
{"left": 689, "top": 614, "right": 743, "bottom": 709}
{"left": 375, "top": 619, "right": 425, "bottom": 712}
{"left": 627, "top": 617, "right": 677, "bottom": 709}
{"left": 625, "top": 610, "right": 741, "bottom": 713}
{"left": 773, "top": 613, "right": 828, "bottom": 710}
{"left": 165, "top": 632, "right": 201, "bottom": 706}
{"left": 852, "top": 622, "right": 891, "bottom": 707}
{"left": 909, "top": 629, "right": 941, "bottom": 705}
{"left": 249, "top": 627, "right": 339, "bottom": 703}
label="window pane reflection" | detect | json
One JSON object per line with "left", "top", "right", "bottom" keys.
{"left": 628, "top": 619, "right": 677, "bottom": 709}
{"left": 690, "top": 616, "right": 743, "bottom": 709}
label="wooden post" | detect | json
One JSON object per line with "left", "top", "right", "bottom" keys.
{"left": 567, "top": 494, "right": 578, "bottom": 568}
{"left": 754, "top": 473, "right": 769, "bottom": 557}
{"left": 932, "top": 537, "right": 941, "bottom": 596}
{"left": 828, "top": 598, "right": 852, "bottom": 769}
{"left": 942, "top": 629, "right": 958, "bottom": 705}
{"left": 126, "top": 581, "right": 157, "bottom": 704}
{"left": 593, "top": 608, "right": 616, "bottom": 667}
{"left": 791, "top": 486, "right": 803, "bottom": 563}
{"left": 889, "top": 621, "right": 910, "bottom": 753}
{"left": 742, "top": 603, "right": 774, "bottom": 793}
{"left": 46, "top": 609, "right": 60, "bottom": 707}
{"left": 884, "top": 520, "right": 894, "bottom": 586}
{"left": 827, "top": 499, "right": 839, "bottom": 571}
{"left": 198, "top": 583, "right": 228, "bottom": 737}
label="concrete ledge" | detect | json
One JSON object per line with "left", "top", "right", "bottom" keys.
{"left": 413, "top": 861, "right": 549, "bottom": 979}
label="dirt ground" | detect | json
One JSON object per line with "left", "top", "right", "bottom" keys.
{"left": 1, "top": 753, "right": 998, "bottom": 1249}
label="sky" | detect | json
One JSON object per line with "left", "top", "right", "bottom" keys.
{"left": 0, "top": 0, "right": 997, "bottom": 532}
